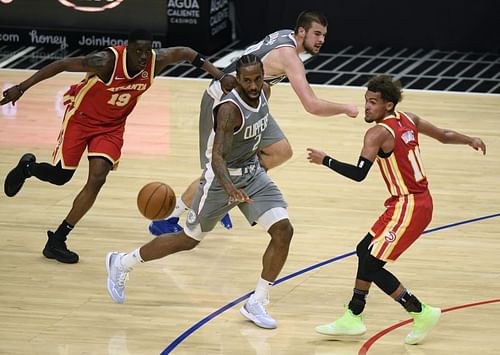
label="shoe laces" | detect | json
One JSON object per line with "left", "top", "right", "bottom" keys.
{"left": 249, "top": 297, "right": 270, "bottom": 314}
{"left": 117, "top": 269, "right": 129, "bottom": 288}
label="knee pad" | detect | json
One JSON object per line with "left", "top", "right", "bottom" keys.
{"left": 357, "top": 254, "right": 385, "bottom": 282}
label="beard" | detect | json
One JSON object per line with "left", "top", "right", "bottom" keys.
{"left": 303, "top": 42, "right": 321, "bottom": 56}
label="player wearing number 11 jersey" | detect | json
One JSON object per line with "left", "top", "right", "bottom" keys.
{"left": 307, "top": 75, "right": 485, "bottom": 345}
{"left": 1, "top": 29, "right": 234, "bottom": 264}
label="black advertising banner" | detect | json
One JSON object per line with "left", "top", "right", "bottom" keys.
{"left": 166, "top": 0, "right": 232, "bottom": 54}
{"left": 0, "top": 0, "right": 168, "bottom": 49}
{"left": 0, "top": 0, "right": 233, "bottom": 54}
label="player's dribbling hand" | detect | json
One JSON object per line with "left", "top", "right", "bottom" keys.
{"left": 306, "top": 148, "right": 327, "bottom": 165}
{"left": 0, "top": 85, "right": 24, "bottom": 106}
{"left": 345, "top": 104, "right": 359, "bottom": 118}
{"left": 470, "top": 137, "right": 486, "bottom": 155}
{"left": 227, "top": 188, "right": 252, "bottom": 204}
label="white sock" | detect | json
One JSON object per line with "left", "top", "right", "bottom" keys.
{"left": 251, "top": 277, "right": 273, "bottom": 303}
{"left": 120, "top": 247, "right": 143, "bottom": 270}
{"left": 169, "top": 197, "right": 189, "bottom": 218}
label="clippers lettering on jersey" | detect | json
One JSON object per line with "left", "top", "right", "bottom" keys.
{"left": 243, "top": 114, "right": 269, "bottom": 139}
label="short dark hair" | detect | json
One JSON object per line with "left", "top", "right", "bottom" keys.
{"left": 294, "top": 10, "right": 328, "bottom": 33}
{"left": 367, "top": 75, "right": 403, "bottom": 106}
{"left": 128, "top": 29, "right": 153, "bottom": 43}
{"left": 236, "top": 54, "right": 263, "bottom": 75}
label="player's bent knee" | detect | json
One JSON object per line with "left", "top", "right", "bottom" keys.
{"left": 362, "top": 254, "right": 386, "bottom": 277}
{"left": 183, "top": 223, "right": 206, "bottom": 242}
{"left": 258, "top": 207, "right": 289, "bottom": 233}
{"left": 268, "top": 219, "right": 294, "bottom": 245}
{"left": 178, "top": 233, "right": 199, "bottom": 250}
{"left": 52, "top": 170, "right": 74, "bottom": 185}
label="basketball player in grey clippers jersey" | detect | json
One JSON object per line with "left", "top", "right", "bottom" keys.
{"left": 149, "top": 10, "right": 359, "bottom": 236}
{"left": 106, "top": 54, "right": 293, "bottom": 330}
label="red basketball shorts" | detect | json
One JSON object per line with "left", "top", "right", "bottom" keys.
{"left": 369, "top": 190, "right": 433, "bottom": 262}
{"left": 52, "top": 108, "right": 125, "bottom": 170}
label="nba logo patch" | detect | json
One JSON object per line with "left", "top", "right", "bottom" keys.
{"left": 384, "top": 231, "right": 396, "bottom": 243}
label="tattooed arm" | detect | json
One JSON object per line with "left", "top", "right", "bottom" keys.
{"left": 211, "top": 102, "right": 252, "bottom": 204}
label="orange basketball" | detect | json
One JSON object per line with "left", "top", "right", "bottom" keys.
{"left": 136, "top": 182, "right": 176, "bottom": 220}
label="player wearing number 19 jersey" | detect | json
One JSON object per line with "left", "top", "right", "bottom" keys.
{"left": 2, "top": 29, "right": 231, "bottom": 264}
{"left": 54, "top": 45, "right": 156, "bottom": 169}
{"left": 308, "top": 75, "right": 485, "bottom": 344}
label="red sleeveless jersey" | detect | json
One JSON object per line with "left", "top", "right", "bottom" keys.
{"left": 376, "top": 111, "right": 428, "bottom": 197}
{"left": 63, "top": 45, "right": 155, "bottom": 125}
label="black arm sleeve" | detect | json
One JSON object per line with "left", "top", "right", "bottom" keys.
{"left": 322, "top": 155, "right": 373, "bottom": 182}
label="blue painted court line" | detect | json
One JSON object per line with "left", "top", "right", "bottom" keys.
{"left": 161, "top": 212, "right": 500, "bottom": 354}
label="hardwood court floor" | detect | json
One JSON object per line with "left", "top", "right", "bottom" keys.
{"left": 0, "top": 70, "right": 499, "bottom": 355}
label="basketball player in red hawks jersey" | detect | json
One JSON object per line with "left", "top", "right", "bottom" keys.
{"left": 307, "top": 75, "right": 486, "bottom": 345}
{"left": 1, "top": 29, "right": 233, "bottom": 264}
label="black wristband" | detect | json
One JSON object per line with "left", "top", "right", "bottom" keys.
{"left": 16, "top": 85, "right": 24, "bottom": 94}
{"left": 192, "top": 53, "right": 206, "bottom": 68}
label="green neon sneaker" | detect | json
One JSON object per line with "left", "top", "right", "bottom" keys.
{"left": 405, "top": 304, "right": 441, "bottom": 345}
{"left": 315, "top": 307, "right": 367, "bottom": 336}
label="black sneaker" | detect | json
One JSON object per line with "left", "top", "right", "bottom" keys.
{"left": 43, "top": 231, "right": 79, "bottom": 264}
{"left": 4, "top": 153, "right": 36, "bottom": 197}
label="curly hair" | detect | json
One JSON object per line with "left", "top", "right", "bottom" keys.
{"left": 367, "top": 75, "right": 403, "bottom": 106}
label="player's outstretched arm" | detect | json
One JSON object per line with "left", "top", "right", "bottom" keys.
{"left": 155, "top": 47, "right": 213, "bottom": 74}
{"left": 277, "top": 46, "right": 358, "bottom": 118}
{"left": 154, "top": 47, "right": 234, "bottom": 91}
{"left": 0, "top": 51, "right": 113, "bottom": 106}
{"left": 408, "top": 112, "right": 486, "bottom": 155}
{"left": 306, "top": 126, "right": 389, "bottom": 181}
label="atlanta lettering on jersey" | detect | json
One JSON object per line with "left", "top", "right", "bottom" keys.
{"left": 107, "top": 83, "right": 148, "bottom": 92}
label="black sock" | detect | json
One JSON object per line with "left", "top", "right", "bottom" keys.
{"left": 348, "top": 288, "right": 369, "bottom": 315}
{"left": 395, "top": 289, "right": 422, "bottom": 313}
{"left": 52, "top": 220, "right": 74, "bottom": 241}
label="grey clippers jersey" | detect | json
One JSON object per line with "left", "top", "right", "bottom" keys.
{"left": 212, "top": 89, "right": 270, "bottom": 168}
{"left": 224, "top": 29, "right": 296, "bottom": 86}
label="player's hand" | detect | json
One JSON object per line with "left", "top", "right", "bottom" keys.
{"left": 227, "top": 188, "right": 252, "bottom": 204}
{"left": 470, "top": 137, "right": 486, "bottom": 155}
{"left": 220, "top": 74, "right": 236, "bottom": 94}
{"left": 0, "top": 85, "right": 24, "bottom": 106}
{"left": 306, "top": 148, "right": 327, "bottom": 165}
{"left": 344, "top": 104, "right": 359, "bottom": 118}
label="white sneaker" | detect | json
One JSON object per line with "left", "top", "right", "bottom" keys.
{"left": 240, "top": 298, "right": 277, "bottom": 329}
{"left": 106, "top": 252, "right": 129, "bottom": 304}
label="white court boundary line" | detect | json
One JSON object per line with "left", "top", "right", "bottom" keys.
{"left": 1, "top": 67, "right": 499, "bottom": 97}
